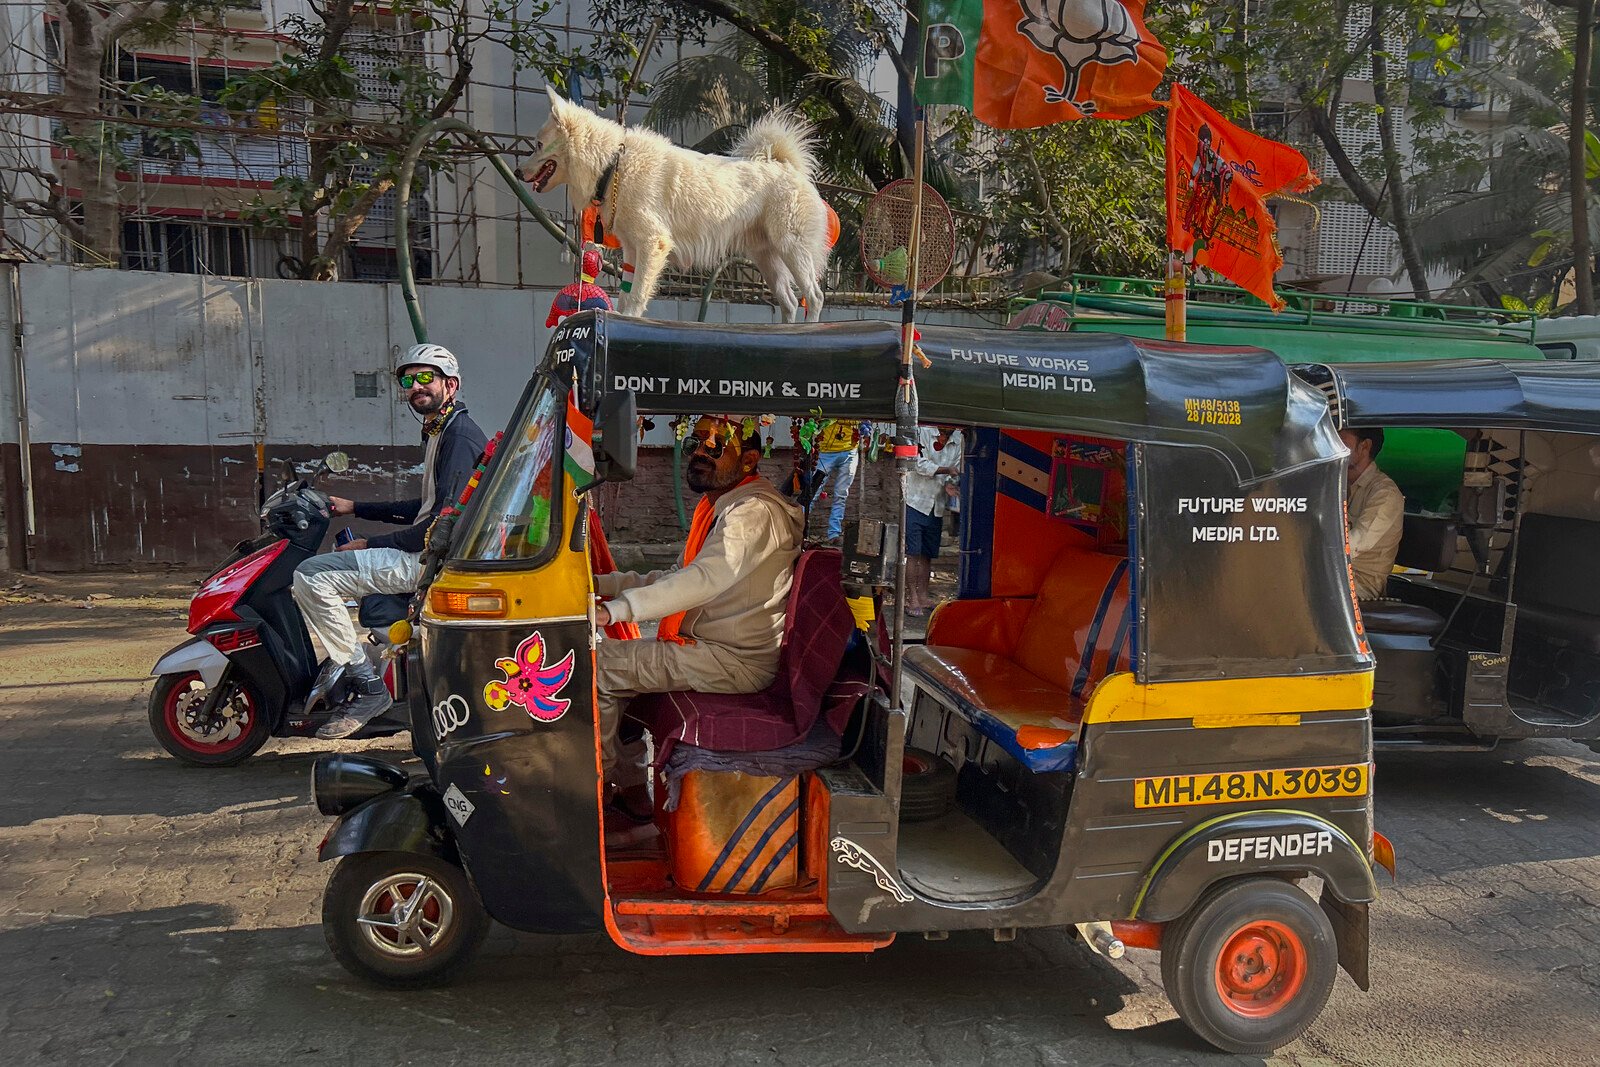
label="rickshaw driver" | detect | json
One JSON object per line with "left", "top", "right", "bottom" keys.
{"left": 1339, "top": 426, "right": 1404, "bottom": 600}
{"left": 593, "top": 415, "right": 805, "bottom": 816}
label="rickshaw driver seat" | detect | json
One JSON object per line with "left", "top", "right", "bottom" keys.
{"left": 904, "top": 540, "right": 1131, "bottom": 773}
{"left": 1360, "top": 515, "right": 1455, "bottom": 638}
{"left": 625, "top": 549, "right": 867, "bottom": 763}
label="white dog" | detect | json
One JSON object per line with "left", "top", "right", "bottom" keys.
{"left": 519, "top": 93, "right": 831, "bottom": 322}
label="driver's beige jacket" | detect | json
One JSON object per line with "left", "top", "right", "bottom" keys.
{"left": 596, "top": 478, "right": 804, "bottom": 672}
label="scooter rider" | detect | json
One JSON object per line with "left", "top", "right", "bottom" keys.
{"left": 293, "top": 343, "right": 488, "bottom": 739}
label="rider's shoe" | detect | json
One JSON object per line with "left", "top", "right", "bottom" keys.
{"left": 317, "top": 666, "right": 392, "bottom": 739}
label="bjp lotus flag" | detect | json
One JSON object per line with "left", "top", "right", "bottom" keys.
{"left": 918, "top": 0, "right": 1166, "bottom": 126}
{"left": 1166, "top": 84, "right": 1319, "bottom": 310}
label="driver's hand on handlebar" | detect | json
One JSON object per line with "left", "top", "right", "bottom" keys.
{"left": 595, "top": 602, "right": 613, "bottom": 628}
{"left": 336, "top": 537, "right": 368, "bottom": 553}
{"left": 328, "top": 495, "right": 355, "bottom": 517}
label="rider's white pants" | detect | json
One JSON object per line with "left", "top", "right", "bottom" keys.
{"left": 291, "top": 548, "right": 420, "bottom": 667}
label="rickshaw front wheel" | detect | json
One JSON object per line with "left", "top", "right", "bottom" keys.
{"left": 323, "top": 851, "right": 489, "bottom": 988}
{"left": 1160, "top": 877, "right": 1337, "bottom": 1055}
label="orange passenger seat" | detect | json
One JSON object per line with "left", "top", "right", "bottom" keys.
{"left": 902, "top": 543, "right": 1132, "bottom": 772}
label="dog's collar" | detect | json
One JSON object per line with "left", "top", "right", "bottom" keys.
{"left": 591, "top": 147, "right": 623, "bottom": 207}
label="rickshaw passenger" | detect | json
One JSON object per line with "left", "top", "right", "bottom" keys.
{"left": 1340, "top": 427, "right": 1403, "bottom": 600}
{"left": 593, "top": 416, "right": 805, "bottom": 811}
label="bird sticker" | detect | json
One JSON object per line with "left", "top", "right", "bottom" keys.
{"left": 483, "top": 631, "right": 576, "bottom": 722}
{"left": 1016, "top": 0, "right": 1142, "bottom": 109}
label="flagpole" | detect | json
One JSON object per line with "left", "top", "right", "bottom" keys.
{"left": 889, "top": 110, "right": 926, "bottom": 718}
{"left": 1164, "top": 249, "right": 1187, "bottom": 342}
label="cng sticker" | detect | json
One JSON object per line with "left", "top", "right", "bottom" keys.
{"left": 1134, "top": 764, "right": 1368, "bottom": 809}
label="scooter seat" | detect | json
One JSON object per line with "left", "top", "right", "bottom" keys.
{"left": 358, "top": 593, "right": 411, "bottom": 628}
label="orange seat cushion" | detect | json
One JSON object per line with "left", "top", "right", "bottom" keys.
{"left": 905, "top": 543, "right": 1133, "bottom": 774}
{"left": 1012, "top": 547, "right": 1131, "bottom": 698}
{"left": 902, "top": 646, "right": 1082, "bottom": 773}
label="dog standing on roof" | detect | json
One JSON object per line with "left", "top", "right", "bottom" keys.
{"left": 518, "top": 92, "right": 832, "bottom": 322}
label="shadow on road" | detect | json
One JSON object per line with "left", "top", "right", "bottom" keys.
{"left": 0, "top": 736, "right": 417, "bottom": 827}
{"left": 0, "top": 904, "right": 1262, "bottom": 1064}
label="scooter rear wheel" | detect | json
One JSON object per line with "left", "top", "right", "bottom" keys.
{"left": 148, "top": 671, "right": 272, "bottom": 767}
{"left": 323, "top": 851, "right": 489, "bottom": 988}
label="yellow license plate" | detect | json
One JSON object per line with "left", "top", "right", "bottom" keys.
{"left": 1134, "top": 764, "right": 1369, "bottom": 809}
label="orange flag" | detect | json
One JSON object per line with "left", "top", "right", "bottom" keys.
{"left": 918, "top": 0, "right": 1166, "bottom": 126}
{"left": 1166, "top": 84, "right": 1318, "bottom": 309}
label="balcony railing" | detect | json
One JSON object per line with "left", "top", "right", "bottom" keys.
{"left": 120, "top": 123, "right": 309, "bottom": 185}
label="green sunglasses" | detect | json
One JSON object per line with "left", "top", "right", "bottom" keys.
{"left": 398, "top": 370, "right": 437, "bottom": 388}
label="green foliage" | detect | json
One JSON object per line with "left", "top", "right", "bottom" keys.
{"left": 630, "top": 0, "right": 899, "bottom": 188}
{"left": 947, "top": 110, "right": 1166, "bottom": 280}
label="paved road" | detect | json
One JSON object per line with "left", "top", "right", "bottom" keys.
{"left": 2, "top": 572, "right": 1598, "bottom": 1066}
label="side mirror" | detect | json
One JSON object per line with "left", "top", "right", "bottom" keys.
{"left": 324, "top": 451, "right": 350, "bottom": 474}
{"left": 593, "top": 390, "right": 637, "bottom": 483}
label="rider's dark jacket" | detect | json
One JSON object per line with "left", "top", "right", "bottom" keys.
{"left": 356, "top": 403, "right": 488, "bottom": 554}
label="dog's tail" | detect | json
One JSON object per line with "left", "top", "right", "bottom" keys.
{"left": 731, "top": 111, "right": 819, "bottom": 178}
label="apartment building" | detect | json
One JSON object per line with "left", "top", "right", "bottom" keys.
{"left": 0, "top": 2, "right": 671, "bottom": 288}
{"left": 1261, "top": 6, "right": 1509, "bottom": 298}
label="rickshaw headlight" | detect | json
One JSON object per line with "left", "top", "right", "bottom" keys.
{"left": 313, "top": 754, "right": 409, "bottom": 816}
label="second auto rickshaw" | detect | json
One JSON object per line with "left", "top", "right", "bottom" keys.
{"left": 311, "top": 315, "right": 1390, "bottom": 1055}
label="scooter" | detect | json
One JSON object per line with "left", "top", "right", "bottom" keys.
{"left": 147, "top": 452, "right": 412, "bottom": 766}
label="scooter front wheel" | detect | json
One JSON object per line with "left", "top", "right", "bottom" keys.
{"left": 148, "top": 671, "right": 272, "bottom": 766}
{"left": 323, "top": 851, "right": 489, "bottom": 988}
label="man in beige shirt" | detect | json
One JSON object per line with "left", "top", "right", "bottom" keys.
{"left": 594, "top": 416, "right": 804, "bottom": 813}
{"left": 1340, "top": 427, "right": 1404, "bottom": 600}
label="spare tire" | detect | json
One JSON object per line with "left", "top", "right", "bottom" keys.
{"left": 900, "top": 747, "right": 957, "bottom": 822}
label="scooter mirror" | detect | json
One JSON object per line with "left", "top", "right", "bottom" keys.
{"left": 324, "top": 451, "right": 350, "bottom": 473}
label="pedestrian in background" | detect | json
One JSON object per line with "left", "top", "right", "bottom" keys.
{"left": 813, "top": 419, "right": 867, "bottom": 544}
{"left": 904, "top": 425, "right": 963, "bottom": 617}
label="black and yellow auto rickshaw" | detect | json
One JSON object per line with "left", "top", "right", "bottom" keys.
{"left": 311, "top": 315, "right": 1391, "bottom": 1054}
{"left": 1295, "top": 359, "right": 1600, "bottom": 752}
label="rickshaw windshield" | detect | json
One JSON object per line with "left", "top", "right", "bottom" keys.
{"left": 456, "top": 379, "right": 564, "bottom": 563}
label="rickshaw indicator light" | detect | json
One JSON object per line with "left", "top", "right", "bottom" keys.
{"left": 429, "top": 588, "right": 508, "bottom": 618}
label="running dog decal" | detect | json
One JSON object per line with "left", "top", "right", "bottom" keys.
{"left": 484, "top": 631, "right": 576, "bottom": 722}
{"left": 830, "top": 836, "right": 914, "bottom": 903}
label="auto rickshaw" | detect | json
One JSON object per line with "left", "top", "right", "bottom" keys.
{"left": 1294, "top": 359, "right": 1600, "bottom": 752}
{"left": 312, "top": 315, "right": 1390, "bottom": 1054}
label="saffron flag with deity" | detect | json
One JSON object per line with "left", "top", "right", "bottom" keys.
{"left": 916, "top": 0, "right": 1166, "bottom": 126}
{"left": 1166, "top": 84, "right": 1319, "bottom": 310}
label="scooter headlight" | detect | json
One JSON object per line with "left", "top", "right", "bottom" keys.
{"left": 312, "top": 754, "right": 409, "bottom": 816}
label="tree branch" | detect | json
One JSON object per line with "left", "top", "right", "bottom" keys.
{"left": 670, "top": 0, "right": 894, "bottom": 182}
{"left": 1017, "top": 133, "right": 1072, "bottom": 273}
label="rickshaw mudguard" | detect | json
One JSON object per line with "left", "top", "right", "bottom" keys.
{"left": 1130, "top": 809, "right": 1378, "bottom": 924}
{"left": 319, "top": 785, "right": 457, "bottom": 865}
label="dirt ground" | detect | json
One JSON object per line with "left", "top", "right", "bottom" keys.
{"left": 2, "top": 570, "right": 1599, "bottom": 1066}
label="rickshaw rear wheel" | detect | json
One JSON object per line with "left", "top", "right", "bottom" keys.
{"left": 1160, "top": 877, "right": 1337, "bottom": 1055}
{"left": 324, "top": 851, "right": 489, "bottom": 988}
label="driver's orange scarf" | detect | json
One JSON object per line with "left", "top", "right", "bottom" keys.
{"left": 656, "top": 474, "right": 761, "bottom": 645}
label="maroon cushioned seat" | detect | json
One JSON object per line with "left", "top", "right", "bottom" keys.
{"left": 626, "top": 549, "right": 866, "bottom": 761}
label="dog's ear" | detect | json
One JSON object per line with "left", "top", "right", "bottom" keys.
{"left": 546, "top": 87, "right": 570, "bottom": 113}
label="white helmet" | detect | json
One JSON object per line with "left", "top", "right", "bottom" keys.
{"left": 398, "top": 343, "right": 460, "bottom": 381}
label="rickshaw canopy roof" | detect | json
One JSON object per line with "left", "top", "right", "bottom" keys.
{"left": 1296, "top": 359, "right": 1600, "bottom": 435}
{"left": 553, "top": 313, "right": 1343, "bottom": 483}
